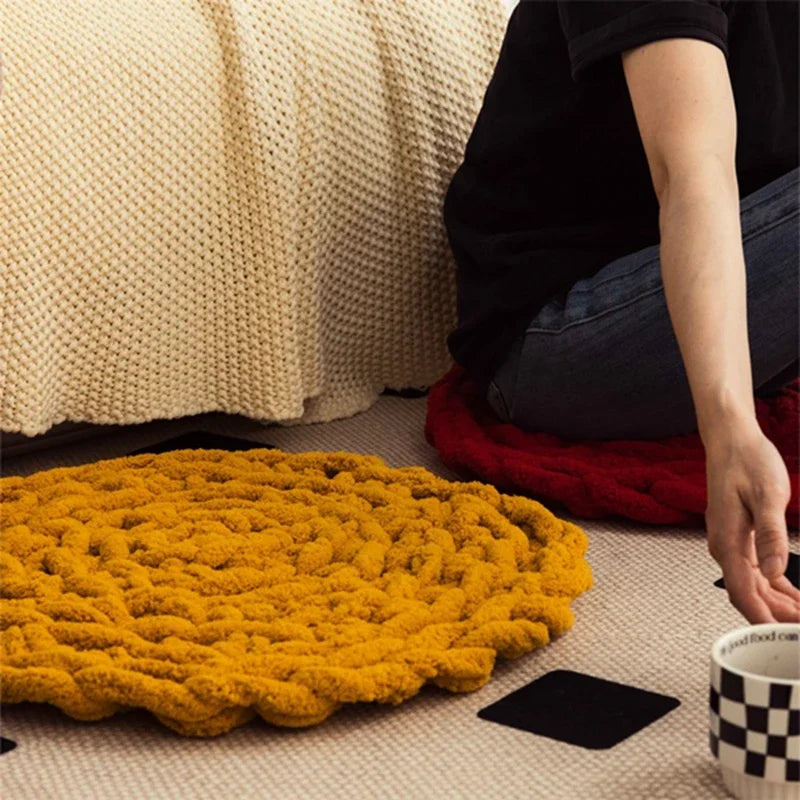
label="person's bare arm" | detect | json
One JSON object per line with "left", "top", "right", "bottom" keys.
{"left": 621, "top": 38, "right": 799, "bottom": 622}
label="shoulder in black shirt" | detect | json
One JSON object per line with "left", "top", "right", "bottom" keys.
{"left": 443, "top": 0, "right": 798, "bottom": 390}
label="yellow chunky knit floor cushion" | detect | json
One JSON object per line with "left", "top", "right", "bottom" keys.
{"left": 0, "top": 448, "right": 592, "bottom": 736}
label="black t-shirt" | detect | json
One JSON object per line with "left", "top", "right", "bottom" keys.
{"left": 443, "top": 0, "right": 799, "bottom": 390}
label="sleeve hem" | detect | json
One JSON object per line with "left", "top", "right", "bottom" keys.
{"left": 568, "top": 2, "right": 729, "bottom": 82}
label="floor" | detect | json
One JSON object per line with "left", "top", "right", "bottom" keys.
{"left": 0, "top": 394, "right": 767, "bottom": 799}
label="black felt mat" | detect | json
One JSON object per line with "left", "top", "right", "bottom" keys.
{"left": 478, "top": 670, "right": 680, "bottom": 750}
{"left": 129, "top": 432, "right": 275, "bottom": 456}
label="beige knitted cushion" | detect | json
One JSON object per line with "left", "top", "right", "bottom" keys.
{"left": 0, "top": 0, "right": 506, "bottom": 436}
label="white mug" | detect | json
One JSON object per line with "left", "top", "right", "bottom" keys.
{"left": 710, "top": 624, "right": 800, "bottom": 800}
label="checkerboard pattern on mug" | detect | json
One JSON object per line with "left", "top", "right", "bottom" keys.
{"left": 710, "top": 662, "right": 800, "bottom": 783}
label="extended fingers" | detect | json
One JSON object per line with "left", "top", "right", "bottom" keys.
{"left": 749, "top": 480, "right": 791, "bottom": 579}
{"left": 764, "top": 576, "right": 800, "bottom": 622}
{"left": 707, "top": 506, "right": 769, "bottom": 622}
{"left": 721, "top": 555, "right": 776, "bottom": 623}
{"left": 753, "top": 517, "right": 790, "bottom": 580}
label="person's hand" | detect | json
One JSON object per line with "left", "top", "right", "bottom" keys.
{"left": 704, "top": 416, "right": 800, "bottom": 623}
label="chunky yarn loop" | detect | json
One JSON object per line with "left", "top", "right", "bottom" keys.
{"left": 0, "top": 448, "right": 592, "bottom": 736}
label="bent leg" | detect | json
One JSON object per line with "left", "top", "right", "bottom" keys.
{"left": 487, "top": 166, "right": 799, "bottom": 440}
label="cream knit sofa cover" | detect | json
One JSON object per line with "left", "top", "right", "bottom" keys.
{"left": 0, "top": 1, "right": 506, "bottom": 437}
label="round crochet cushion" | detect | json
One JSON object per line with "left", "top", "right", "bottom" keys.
{"left": 425, "top": 367, "right": 800, "bottom": 527}
{"left": 0, "top": 448, "right": 592, "bottom": 737}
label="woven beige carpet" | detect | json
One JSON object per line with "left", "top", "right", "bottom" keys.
{"left": 1, "top": 395, "right": 790, "bottom": 800}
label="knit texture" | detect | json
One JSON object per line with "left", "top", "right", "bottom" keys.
{"left": 0, "top": 0, "right": 506, "bottom": 436}
{"left": 425, "top": 367, "right": 800, "bottom": 527}
{"left": 0, "top": 448, "right": 592, "bottom": 737}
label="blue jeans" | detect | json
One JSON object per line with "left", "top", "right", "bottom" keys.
{"left": 486, "top": 166, "right": 800, "bottom": 440}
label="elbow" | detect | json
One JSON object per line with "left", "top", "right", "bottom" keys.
{"left": 654, "top": 152, "right": 738, "bottom": 208}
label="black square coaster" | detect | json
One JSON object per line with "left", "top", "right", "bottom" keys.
{"left": 381, "top": 387, "right": 429, "bottom": 398}
{"left": 477, "top": 670, "right": 680, "bottom": 750}
{"left": 715, "top": 552, "right": 799, "bottom": 589}
{"left": 0, "top": 737, "right": 17, "bottom": 755}
{"left": 129, "top": 432, "right": 274, "bottom": 456}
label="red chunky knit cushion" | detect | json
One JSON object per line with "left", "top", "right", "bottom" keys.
{"left": 425, "top": 367, "right": 799, "bottom": 527}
